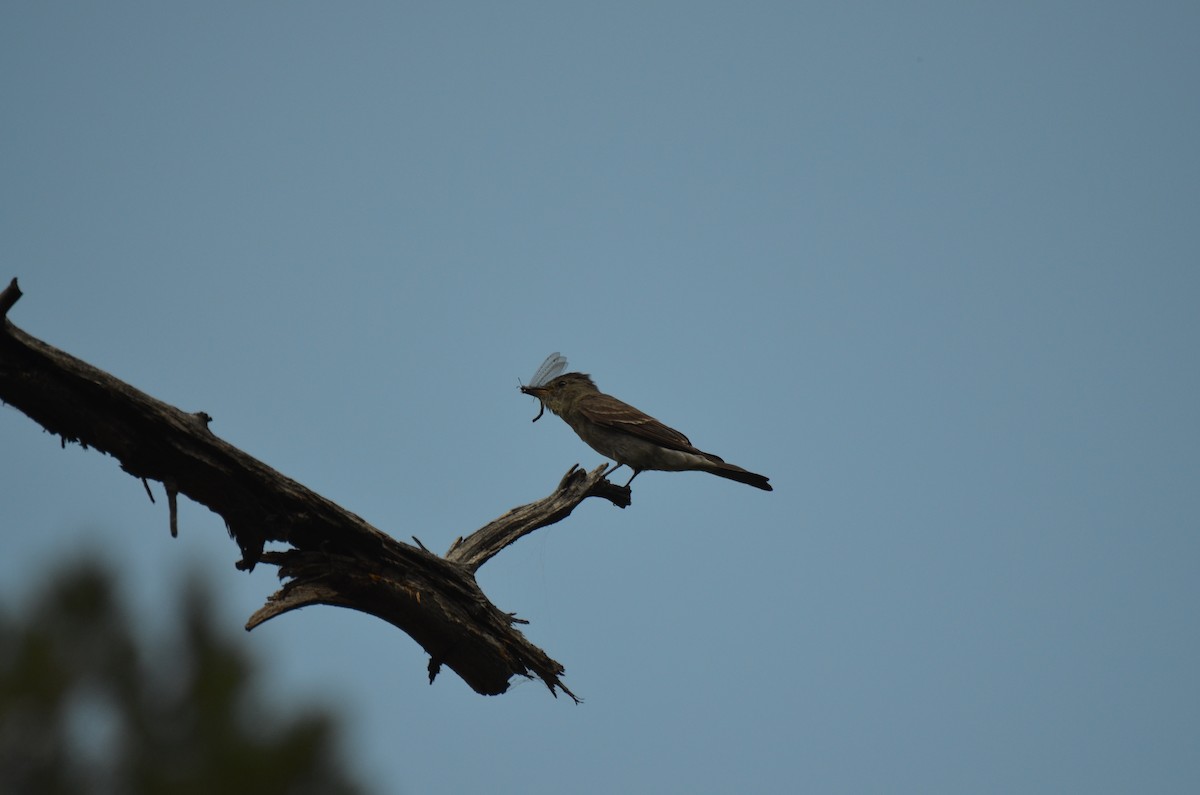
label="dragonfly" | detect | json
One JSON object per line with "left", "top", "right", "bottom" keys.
{"left": 522, "top": 352, "right": 568, "bottom": 421}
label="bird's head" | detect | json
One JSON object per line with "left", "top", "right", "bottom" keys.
{"left": 520, "top": 372, "right": 598, "bottom": 420}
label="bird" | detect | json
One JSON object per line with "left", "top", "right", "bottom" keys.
{"left": 520, "top": 362, "right": 772, "bottom": 491}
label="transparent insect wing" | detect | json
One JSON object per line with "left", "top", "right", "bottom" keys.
{"left": 529, "top": 352, "right": 568, "bottom": 387}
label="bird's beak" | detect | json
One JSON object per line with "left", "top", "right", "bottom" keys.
{"left": 520, "top": 385, "right": 550, "bottom": 422}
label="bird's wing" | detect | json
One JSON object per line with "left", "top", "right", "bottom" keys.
{"left": 578, "top": 392, "right": 712, "bottom": 455}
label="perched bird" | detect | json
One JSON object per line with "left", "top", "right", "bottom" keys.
{"left": 520, "top": 355, "right": 772, "bottom": 491}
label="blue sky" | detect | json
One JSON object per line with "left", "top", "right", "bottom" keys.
{"left": 3, "top": 3, "right": 1198, "bottom": 793}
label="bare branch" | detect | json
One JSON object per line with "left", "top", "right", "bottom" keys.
{"left": 446, "top": 464, "right": 628, "bottom": 571}
{"left": 0, "top": 280, "right": 634, "bottom": 701}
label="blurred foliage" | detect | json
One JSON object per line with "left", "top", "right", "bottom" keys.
{"left": 0, "top": 561, "right": 369, "bottom": 795}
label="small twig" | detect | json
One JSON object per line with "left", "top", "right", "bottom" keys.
{"left": 166, "top": 480, "right": 179, "bottom": 538}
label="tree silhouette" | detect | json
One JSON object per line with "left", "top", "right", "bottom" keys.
{"left": 0, "top": 561, "right": 370, "bottom": 795}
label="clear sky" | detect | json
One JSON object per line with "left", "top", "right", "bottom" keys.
{"left": 3, "top": 3, "right": 1198, "bottom": 793}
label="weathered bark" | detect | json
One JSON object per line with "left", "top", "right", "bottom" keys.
{"left": 0, "top": 278, "right": 631, "bottom": 701}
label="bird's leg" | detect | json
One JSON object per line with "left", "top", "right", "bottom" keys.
{"left": 623, "top": 469, "right": 641, "bottom": 487}
{"left": 606, "top": 462, "right": 625, "bottom": 480}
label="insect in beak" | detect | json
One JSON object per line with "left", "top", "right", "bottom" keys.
{"left": 521, "top": 352, "right": 567, "bottom": 424}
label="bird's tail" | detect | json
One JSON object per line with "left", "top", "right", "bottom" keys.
{"left": 703, "top": 459, "right": 773, "bottom": 491}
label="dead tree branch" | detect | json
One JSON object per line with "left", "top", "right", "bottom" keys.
{"left": 0, "top": 277, "right": 628, "bottom": 701}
